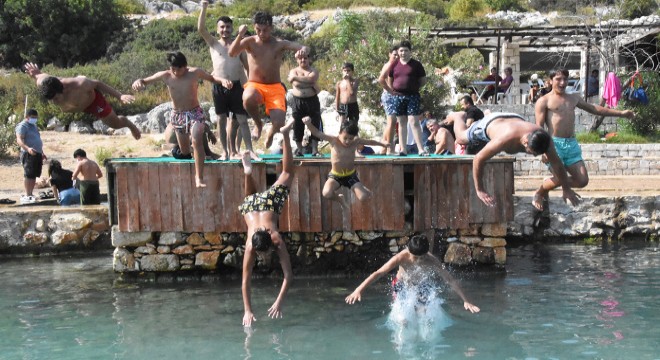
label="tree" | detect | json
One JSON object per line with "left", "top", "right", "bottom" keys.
{"left": 0, "top": 0, "right": 127, "bottom": 69}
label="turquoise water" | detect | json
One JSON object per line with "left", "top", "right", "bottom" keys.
{"left": 0, "top": 243, "right": 659, "bottom": 359}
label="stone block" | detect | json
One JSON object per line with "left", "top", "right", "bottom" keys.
{"left": 342, "top": 231, "right": 359, "bottom": 242}
{"left": 481, "top": 223, "right": 507, "bottom": 237}
{"left": 51, "top": 230, "right": 79, "bottom": 246}
{"left": 357, "top": 231, "right": 382, "bottom": 241}
{"left": 444, "top": 243, "right": 472, "bottom": 266}
{"left": 82, "top": 230, "right": 100, "bottom": 246}
{"left": 135, "top": 245, "right": 157, "bottom": 254}
{"left": 157, "top": 246, "right": 171, "bottom": 254}
{"left": 459, "top": 224, "right": 480, "bottom": 236}
{"left": 23, "top": 231, "right": 49, "bottom": 245}
{"left": 172, "top": 244, "right": 194, "bottom": 254}
{"left": 49, "top": 213, "right": 92, "bottom": 232}
{"left": 221, "top": 245, "right": 234, "bottom": 254}
{"left": 140, "top": 254, "right": 180, "bottom": 272}
{"left": 113, "top": 248, "right": 139, "bottom": 272}
{"left": 35, "top": 219, "right": 47, "bottom": 232}
{"left": 186, "top": 232, "right": 205, "bottom": 245}
{"left": 479, "top": 237, "right": 507, "bottom": 247}
{"left": 159, "top": 232, "right": 183, "bottom": 246}
{"left": 111, "top": 226, "right": 153, "bottom": 247}
{"left": 460, "top": 236, "right": 482, "bottom": 245}
{"left": 195, "top": 251, "right": 220, "bottom": 270}
{"left": 494, "top": 247, "right": 507, "bottom": 264}
{"left": 473, "top": 246, "right": 495, "bottom": 264}
{"left": 204, "top": 232, "right": 222, "bottom": 245}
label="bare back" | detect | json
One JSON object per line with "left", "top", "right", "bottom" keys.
{"left": 536, "top": 92, "right": 580, "bottom": 138}
{"left": 46, "top": 76, "right": 98, "bottom": 112}
{"left": 75, "top": 158, "right": 102, "bottom": 181}
{"left": 484, "top": 117, "right": 539, "bottom": 154}
{"left": 396, "top": 252, "right": 442, "bottom": 285}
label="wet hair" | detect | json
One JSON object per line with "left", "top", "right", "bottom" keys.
{"left": 550, "top": 68, "right": 569, "bottom": 79}
{"left": 252, "top": 229, "right": 273, "bottom": 251}
{"left": 48, "top": 159, "right": 62, "bottom": 177}
{"left": 461, "top": 95, "right": 475, "bottom": 106}
{"left": 408, "top": 234, "right": 429, "bottom": 256}
{"left": 339, "top": 121, "right": 359, "bottom": 136}
{"left": 217, "top": 16, "right": 232, "bottom": 24}
{"left": 342, "top": 62, "right": 354, "bottom": 71}
{"left": 26, "top": 108, "right": 38, "bottom": 117}
{"left": 398, "top": 40, "right": 412, "bottom": 50}
{"left": 253, "top": 11, "right": 273, "bottom": 26}
{"left": 39, "top": 76, "right": 64, "bottom": 100}
{"left": 527, "top": 129, "right": 551, "bottom": 155}
{"left": 167, "top": 52, "right": 187, "bottom": 68}
{"left": 73, "top": 148, "right": 87, "bottom": 158}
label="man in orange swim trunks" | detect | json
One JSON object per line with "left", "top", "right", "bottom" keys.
{"left": 229, "top": 11, "right": 309, "bottom": 149}
{"left": 24, "top": 62, "right": 141, "bottom": 140}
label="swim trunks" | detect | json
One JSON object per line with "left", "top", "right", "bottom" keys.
{"left": 83, "top": 90, "right": 113, "bottom": 118}
{"left": 381, "top": 91, "right": 397, "bottom": 116}
{"left": 467, "top": 112, "right": 525, "bottom": 148}
{"left": 244, "top": 82, "right": 287, "bottom": 115}
{"left": 552, "top": 137, "right": 583, "bottom": 167}
{"left": 79, "top": 180, "right": 101, "bottom": 205}
{"left": 212, "top": 81, "right": 247, "bottom": 116}
{"left": 239, "top": 184, "right": 290, "bottom": 215}
{"left": 337, "top": 102, "right": 360, "bottom": 123}
{"left": 20, "top": 151, "right": 43, "bottom": 179}
{"left": 170, "top": 106, "right": 206, "bottom": 134}
{"left": 392, "top": 277, "right": 434, "bottom": 305}
{"left": 328, "top": 169, "right": 360, "bottom": 189}
{"left": 385, "top": 94, "right": 422, "bottom": 116}
{"left": 291, "top": 95, "right": 322, "bottom": 142}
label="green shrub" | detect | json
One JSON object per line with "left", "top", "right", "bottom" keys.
{"left": 620, "top": 71, "right": 660, "bottom": 137}
{"left": 483, "top": 0, "right": 523, "bottom": 11}
{"left": 94, "top": 146, "right": 114, "bottom": 164}
{"left": 619, "top": 0, "right": 657, "bottom": 19}
{"left": 0, "top": 106, "right": 19, "bottom": 158}
{"left": 114, "top": 0, "right": 146, "bottom": 15}
{"left": 448, "top": 49, "right": 488, "bottom": 93}
{"left": 448, "top": 0, "right": 484, "bottom": 21}
{"left": 225, "top": 0, "right": 301, "bottom": 17}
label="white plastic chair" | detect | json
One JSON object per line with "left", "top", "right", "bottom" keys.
{"left": 497, "top": 81, "right": 514, "bottom": 104}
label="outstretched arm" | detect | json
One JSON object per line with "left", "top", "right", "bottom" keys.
{"left": 91, "top": 79, "right": 134, "bottom": 104}
{"left": 576, "top": 98, "right": 635, "bottom": 119}
{"left": 302, "top": 116, "right": 334, "bottom": 142}
{"left": 197, "top": 1, "right": 215, "bottom": 46}
{"left": 268, "top": 241, "right": 293, "bottom": 319}
{"left": 242, "top": 244, "right": 257, "bottom": 326}
{"left": 430, "top": 256, "right": 480, "bottom": 313}
{"left": 357, "top": 138, "right": 389, "bottom": 148}
{"left": 132, "top": 71, "right": 168, "bottom": 91}
{"left": 346, "top": 253, "right": 403, "bottom": 304}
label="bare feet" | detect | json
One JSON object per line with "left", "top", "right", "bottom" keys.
{"left": 219, "top": 152, "right": 230, "bottom": 161}
{"left": 241, "top": 151, "right": 253, "bottom": 175}
{"left": 251, "top": 119, "right": 263, "bottom": 140}
{"left": 249, "top": 150, "right": 262, "bottom": 161}
{"left": 195, "top": 176, "right": 207, "bottom": 188}
{"left": 129, "top": 123, "right": 142, "bottom": 140}
{"left": 533, "top": 190, "right": 548, "bottom": 211}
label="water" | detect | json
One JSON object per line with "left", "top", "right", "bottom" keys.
{"left": 0, "top": 242, "right": 659, "bottom": 359}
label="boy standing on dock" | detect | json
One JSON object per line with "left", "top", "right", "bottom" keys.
{"left": 71, "top": 148, "right": 103, "bottom": 205}
{"left": 302, "top": 116, "right": 388, "bottom": 209}
{"left": 335, "top": 62, "right": 360, "bottom": 125}
{"left": 239, "top": 121, "right": 296, "bottom": 327}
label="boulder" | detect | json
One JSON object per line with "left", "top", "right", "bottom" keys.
{"left": 69, "top": 121, "right": 94, "bottom": 134}
{"left": 140, "top": 254, "right": 180, "bottom": 271}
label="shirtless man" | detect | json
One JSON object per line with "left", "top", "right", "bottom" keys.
{"left": 239, "top": 121, "right": 295, "bottom": 327}
{"left": 335, "top": 62, "right": 360, "bottom": 124}
{"left": 378, "top": 46, "right": 400, "bottom": 154}
{"left": 288, "top": 52, "right": 322, "bottom": 156}
{"left": 534, "top": 69, "right": 635, "bottom": 209}
{"left": 426, "top": 120, "right": 455, "bottom": 155}
{"left": 303, "top": 117, "right": 388, "bottom": 209}
{"left": 228, "top": 11, "right": 309, "bottom": 148}
{"left": 24, "top": 63, "right": 141, "bottom": 140}
{"left": 132, "top": 52, "right": 224, "bottom": 188}
{"left": 345, "top": 234, "right": 480, "bottom": 314}
{"left": 451, "top": 111, "right": 581, "bottom": 209}
{"left": 198, "top": 1, "right": 258, "bottom": 160}
{"left": 72, "top": 148, "right": 103, "bottom": 205}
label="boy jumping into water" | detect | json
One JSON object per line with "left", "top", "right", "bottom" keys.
{"left": 229, "top": 11, "right": 309, "bottom": 148}
{"left": 24, "top": 63, "right": 141, "bottom": 140}
{"left": 346, "top": 234, "right": 480, "bottom": 313}
{"left": 239, "top": 121, "right": 296, "bottom": 327}
{"left": 302, "top": 116, "right": 388, "bottom": 209}
{"left": 132, "top": 52, "right": 225, "bottom": 188}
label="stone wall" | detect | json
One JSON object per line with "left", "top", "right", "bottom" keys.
{"left": 514, "top": 144, "right": 660, "bottom": 176}
{"left": 0, "top": 206, "right": 111, "bottom": 253}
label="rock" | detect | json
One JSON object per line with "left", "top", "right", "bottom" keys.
{"left": 204, "top": 232, "right": 222, "bottom": 245}
{"left": 145, "top": 1, "right": 182, "bottom": 15}
{"left": 181, "top": 1, "right": 200, "bottom": 13}
{"left": 159, "top": 232, "right": 183, "bottom": 246}
{"left": 221, "top": 245, "right": 234, "bottom": 254}
{"left": 186, "top": 232, "right": 205, "bottom": 245}
{"left": 23, "top": 231, "right": 49, "bottom": 245}
{"left": 479, "top": 237, "right": 507, "bottom": 248}
{"left": 460, "top": 236, "right": 482, "bottom": 245}
{"left": 157, "top": 245, "right": 171, "bottom": 254}
{"left": 113, "top": 248, "right": 139, "bottom": 272}
{"left": 172, "top": 244, "right": 194, "bottom": 254}
{"left": 140, "top": 254, "right": 180, "bottom": 271}
{"left": 92, "top": 120, "right": 110, "bottom": 135}
{"left": 444, "top": 242, "right": 472, "bottom": 266}
{"left": 135, "top": 245, "right": 157, "bottom": 254}
{"left": 329, "top": 232, "right": 343, "bottom": 244}
{"left": 459, "top": 224, "right": 480, "bottom": 236}
{"left": 357, "top": 231, "right": 382, "bottom": 241}
{"left": 46, "top": 117, "right": 66, "bottom": 132}
{"left": 223, "top": 251, "right": 240, "bottom": 268}
{"left": 138, "top": 102, "right": 172, "bottom": 133}
{"left": 194, "top": 244, "right": 212, "bottom": 251}
{"left": 35, "top": 219, "right": 47, "bottom": 232}
{"left": 111, "top": 226, "right": 153, "bottom": 247}
{"left": 317, "top": 90, "right": 334, "bottom": 108}
{"left": 494, "top": 247, "right": 507, "bottom": 265}
{"left": 82, "top": 230, "right": 100, "bottom": 246}
{"left": 473, "top": 246, "right": 495, "bottom": 264}
{"left": 481, "top": 223, "right": 507, "bottom": 237}
{"left": 69, "top": 120, "right": 94, "bottom": 134}
{"left": 49, "top": 213, "right": 92, "bottom": 232}
{"left": 51, "top": 230, "right": 79, "bottom": 246}
{"left": 195, "top": 251, "right": 220, "bottom": 269}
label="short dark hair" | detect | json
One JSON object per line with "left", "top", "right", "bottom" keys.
{"left": 252, "top": 229, "right": 273, "bottom": 252}
{"left": 48, "top": 159, "right": 62, "bottom": 177}
{"left": 39, "top": 76, "right": 64, "bottom": 100}
{"left": 73, "top": 148, "right": 87, "bottom": 158}
{"left": 27, "top": 108, "right": 38, "bottom": 117}
{"left": 398, "top": 40, "right": 412, "bottom": 50}
{"left": 167, "top": 52, "right": 187, "bottom": 68}
{"left": 461, "top": 95, "right": 474, "bottom": 106}
{"left": 253, "top": 11, "right": 272, "bottom": 26}
{"left": 528, "top": 129, "right": 551, "bottom": 155}
{"left": 408, "top": 234, "right": 429, "bottom": 256}
{"left": 340, "top": 121, "right": 359, "bottom": 136}
{"left": 551, "top": 68, "right": 569, "bottom": 79}
{"left": 342, "top": 62, "right": 354, "bottom": 71}
{"left": 217, "top": 16, "right": 232, "bottom": 24}
{"left": 390, "top": 45, "right": 399, "bottom": 52}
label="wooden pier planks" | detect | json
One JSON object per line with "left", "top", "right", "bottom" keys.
{"left": 111, "top": 157, "right": 515, "bottom": 233}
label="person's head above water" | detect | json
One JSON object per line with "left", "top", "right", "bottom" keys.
{"left": 408, "top": 234, "right": 430, "bottom": 256}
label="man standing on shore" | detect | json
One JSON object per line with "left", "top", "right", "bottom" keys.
{"left": 15, "top": 109, "right": 46, "bottom": 204}
{"left": 198, "top": 1, "right": 258, "bottom": 160}
{"left": 229, "top": 11, "right": 309, "bottom": 149}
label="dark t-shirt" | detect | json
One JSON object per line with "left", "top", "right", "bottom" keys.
{"left": 465, "top": 105, "right": 485, "bottom": 123}
{"left": 50, "top": 169, "right": 74, "bottom": 191}
{"left": 390, "top": 59, "right": 426, "bottom": 95}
